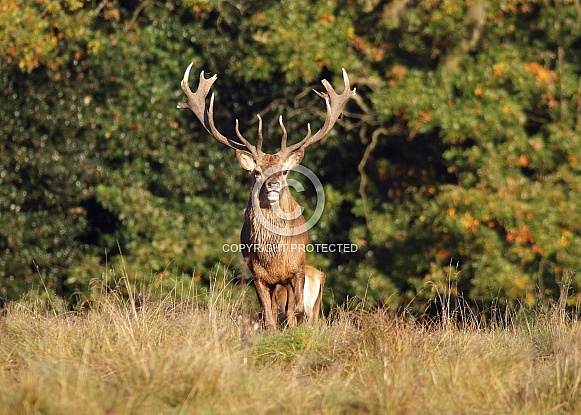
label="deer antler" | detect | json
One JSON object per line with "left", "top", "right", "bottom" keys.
{"left": 278, "top": 68, "right": 356, "bottom": 157}
{"left": 177, "top": 63, "right": 264, "bottom": 158}
{"left": 178, "top": 64, "right": 354, "bottom": 159}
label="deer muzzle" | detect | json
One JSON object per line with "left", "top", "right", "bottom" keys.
{"left": 266, "top": 180, "right": 281, "bottom": 204}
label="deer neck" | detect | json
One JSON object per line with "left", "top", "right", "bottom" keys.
{"left": 247, "top": 187, "right": 302, "bottom": 242}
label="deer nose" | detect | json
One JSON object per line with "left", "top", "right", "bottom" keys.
{"left": 268, "top": 181, "right": 280, "bottom": 190}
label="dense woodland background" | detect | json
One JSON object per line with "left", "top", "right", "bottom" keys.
{"left": 1, "top": 0, "right": 580, "bottom": 310}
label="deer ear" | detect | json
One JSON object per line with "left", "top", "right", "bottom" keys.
{"left": 285, "top": 150, "right": 304, "bottom": 169}
{"left": 236, "top": 150, "right": 256, "bottom": 171}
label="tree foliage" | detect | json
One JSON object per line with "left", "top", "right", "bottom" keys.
{"left": 1, "top": 0, "right": 580, "bottom": 309}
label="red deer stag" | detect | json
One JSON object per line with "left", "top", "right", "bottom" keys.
{"left": 178, "top": 64, "right": 355, "bottom": 330}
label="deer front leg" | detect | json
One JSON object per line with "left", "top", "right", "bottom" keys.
{"left": 254, "top": 279, "right": 277, "bottom": 331}
{"left": 287, "top": 270, "right": 305, "bottom": 327}
{"left": 273, "top": 284, "right": 288, "bottom": 326}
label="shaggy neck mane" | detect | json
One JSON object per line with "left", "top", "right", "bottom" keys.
{"left": 246, "top": 188, "right": 304, "bottom": 245}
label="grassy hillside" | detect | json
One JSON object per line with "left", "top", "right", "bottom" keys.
{"left": 1, "top": 272, "right": 580, "bottom": 415}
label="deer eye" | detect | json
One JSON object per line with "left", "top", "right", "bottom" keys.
{"left": 283, "top": 170, "right": 289, "bottom": 175}
{"left": 253, "top": 170, "right": 262, "bottom": 178}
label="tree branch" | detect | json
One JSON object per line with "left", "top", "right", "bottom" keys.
{"left": 358, "top": 127, "right": 388, "bottom": 227}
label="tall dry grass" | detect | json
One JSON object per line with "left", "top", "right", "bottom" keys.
{"left": 1, "top": 269, "right": 580, "bottom": 414}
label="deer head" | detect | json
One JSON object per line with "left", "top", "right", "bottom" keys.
{"left": 177, "top": 64, "right": 356, "bottom": 211}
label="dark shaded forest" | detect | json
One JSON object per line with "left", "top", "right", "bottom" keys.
{"left": 1, "top": 0, "right": 580, "bottom": 310}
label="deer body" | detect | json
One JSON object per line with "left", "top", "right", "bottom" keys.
{"left": 178, "top": 64, "right": 354, "bottom": 330}
{"left": 241, "top": 196, "right": 307, "bottom": 288}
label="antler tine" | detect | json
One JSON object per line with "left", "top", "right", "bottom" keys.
{"left": 178, "top": 63, "right": 259, "bottom": 156}
{"left": 279, "top": 116, "right": 288, "bottom": 150}
{"left": 235, "top": 119, "right": 261, "bottom": 158}
{"left": 256, "top": 115, "right": 263, "bottom": 154}
{"left": 303, "top": 123, "right": 312, "bottom": 142}
{"left": 280, "top": 68, "right": 355, "bottom": 156}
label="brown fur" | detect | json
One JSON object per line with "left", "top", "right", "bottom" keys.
{"left": 273, "top": 265, "right": 325, "bottom": 325}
